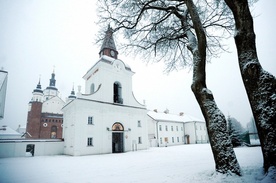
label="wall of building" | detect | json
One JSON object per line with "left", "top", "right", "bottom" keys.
{"left": 42, "top": 96, "right": 65, "bottom": 114}
{"left": 184, "top": 122, "right": 208, "bottom": 144}
{"left": 0, "top": 140, "right": 64, "bottom": 158}
{"left": 63, "top": 98, "right": 148, "bottom": 156}
{"left": 155, "top": 121, "right": 185, "bottom": 147}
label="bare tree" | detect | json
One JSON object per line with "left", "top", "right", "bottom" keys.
{"left": 98, "top": 0, "right": 241, "bottom": 175}
{"left": 224, "top": 0, "right": 276, "bottom": 173}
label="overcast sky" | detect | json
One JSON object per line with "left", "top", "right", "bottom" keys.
{"left": 0, "top": 0, "right": 275, "bottom": 130}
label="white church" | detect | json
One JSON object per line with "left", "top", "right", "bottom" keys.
{"left": 62, "top": 26, "right": 148, "bottom": 156}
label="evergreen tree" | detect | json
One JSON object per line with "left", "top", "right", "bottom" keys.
{"left": 228, "top": 116, "right": 242, "bottom": 147}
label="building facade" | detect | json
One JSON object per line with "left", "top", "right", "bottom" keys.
{"left": 26, "top": 72, "right": 65, "bottom": 139}
{"left": 62, "top": 26, "right": 148, "bottom": 156}
{"left": 147, "top": 110, "right": 208, "bottom": 147}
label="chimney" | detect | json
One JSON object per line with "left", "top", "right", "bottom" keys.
{"left": 153, "top": 109, "right": 158, "bottom": 113}
{"left": 164, "top": 109, "right": 169, "bottom": 114}
{"left": 179, "top": 112, "right": 184, "bottom": 116}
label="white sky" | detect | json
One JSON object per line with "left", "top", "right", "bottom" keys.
{"left": 0, "top": 0, "right": 275, "bottom": 130}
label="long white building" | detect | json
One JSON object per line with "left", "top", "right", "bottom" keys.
{"left": 148, "top": 110, "right": 208, "bottom": 147}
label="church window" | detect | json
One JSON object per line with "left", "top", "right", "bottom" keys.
{"left": 138, "top": 120, "right": 141, "bottom": 127}
{"left": 90, "top": 83, "right": 95, "bottom": 94}
{"left": 159, "top": 125, "right": 162, "bottom": 131}
{"left": 165, "top": 125, "right": 168, "bottom": 131}
{"left": 138, "top": 137, "right": 142, "bottom": 144}
{"left": 87, "top": 137, "right": 93, "bottom": 146}
{"left": 51, "top": 125, "right": 57, "bottom": 139}
{"left": 88, "top": 116, "right": 94, "bottom": 125}
{"left": 113, "top": 82, "right": 123, "bottom": 104}
{"left": 112, "top": 122, "right": 124, "bottom": 131}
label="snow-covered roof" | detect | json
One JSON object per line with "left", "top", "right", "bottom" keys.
{"left": 147, "top": 111, "right": 204, "bottom": 123}
{"left": 0, "top": 125, "right": 21, "bottom": 136}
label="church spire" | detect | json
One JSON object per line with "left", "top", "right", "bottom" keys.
{"left": 33, "top": 77, "right": 43, "bottom": 93}
{"left": 31, "top": 76, "right": 43, "bottom": 102}
{"left": 46, "top": 70, "right": 57, "bottom": 91}
{"left": 68, "top": 84, "right": 76, "bottom": 99}
{"left": 99, "top": 25, "right": 118, "bottom": 59}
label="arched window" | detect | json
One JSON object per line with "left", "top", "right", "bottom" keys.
{"left": 112, "top": 122, "right": 124, "bottom": 131}
{"left": 113, "top": 82, "right": 123, "bottom": 104}
{"left": 90, "top": 83, "right": 95, "bottom": 94}
{"left": 51, "top": 125, "right": 57, "bottom": 139}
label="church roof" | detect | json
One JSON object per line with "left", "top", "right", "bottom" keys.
{"left": 147, "top": 111, "right": 204, "bottom": 123}
{"left": 100, "top": 25, "right": 117, "bottom": 52}
{"left": 46, "top": 71, "right": 57, "bottom": 90}
{"left": 33, "top": 78, "right": 43, "bottom": 93}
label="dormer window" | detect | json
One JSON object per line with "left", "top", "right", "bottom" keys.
{"left": 114, "top": 82, "right": 123, "bottom": 104}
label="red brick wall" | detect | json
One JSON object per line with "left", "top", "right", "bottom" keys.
{"left": 26, "top": 102, "right": 63, "bottom": 139}
{"left": 26, "top": 102, "right": 42, "bottom": 138}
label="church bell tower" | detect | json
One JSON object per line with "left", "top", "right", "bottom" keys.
{"left": 99, "top": 25, "right": 118, "bottom": 59}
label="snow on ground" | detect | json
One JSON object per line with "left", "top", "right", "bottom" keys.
{"left": 0, "top": 144, "right": 273, "bottom": 183}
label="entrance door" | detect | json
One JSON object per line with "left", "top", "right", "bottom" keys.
{"left": 112, "top": 132, "right": 124, "bottom": 153}
{"left": 112, "top": 122, "right": 124, "bottom": 153}
{"left": 26, "top": 144, "right": 35, "bottom": 156}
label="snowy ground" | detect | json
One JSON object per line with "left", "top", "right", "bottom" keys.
{"left": 0, "top": 144, "right": 274, "bottom": 183}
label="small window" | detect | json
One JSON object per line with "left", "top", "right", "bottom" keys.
{"left": 138, "top": 120, "right": 141, "bottom": 127}
{"left": 177, "top": 137, "right": 179, "bottom": 142}
{"left": 165, "top": 125, "right": 168, "bottom": 131}
{"left": 181, "top": 127, "right": 183, "bottom": 131}
{"left": 176, "top": 126, "right": 178, "bottom": 131}
{"left": 51, "top": 126, "right": 57, "bottom": 139}
{"left": 172, "top": 137, "right": 174, "bottom": 143}
{"left": 90, "top": 83, "right": 95, "bottom": 94}
{"left": 88, "top": 116, "right": 94, "bottom": 125}
{"left": 171, "top": 126, "right": 173, "bottom": 131}
{"left": 200, "top": 126, "right": 202, "bottom": 130}
{"left": 87, "top": 137, "right": 93, "bottom": 146}
{"left": 138, "top": 137, "right": 142, "bottom": 144}
{"left": 159, "top": 125, "right": 162, "bottom": 131}
{"left": 114, "top": 82, "right": 123, "bottom": 104}
{"left": 160, "top": 137, "right": 163, "bottom": 144}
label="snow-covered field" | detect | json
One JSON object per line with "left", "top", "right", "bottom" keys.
{"left": 0, "top": 144, "right": 274, "bottom": 183}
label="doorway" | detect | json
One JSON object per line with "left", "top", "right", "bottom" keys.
{"left": 112, "top": 132, "right": 124, "bottom": 153}
{"left": 26, "top": 144, "right": 35, "bottom": 156}
{"left": 112, "top": 122, "right": 124, "bottom": 153}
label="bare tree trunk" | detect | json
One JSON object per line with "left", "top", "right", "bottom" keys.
{"left": 224, "top": 0, "right": 276, "bottom": 172}
{"left": 185, "top": 0, "right": 241, "bottom": 175}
